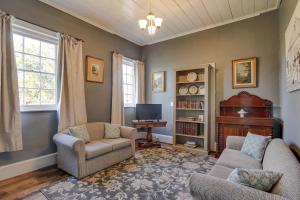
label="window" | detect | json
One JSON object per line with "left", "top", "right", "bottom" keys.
{"left": 12, "top": 19, "right": 59, "bottom": 112}
{"left": 122, "top": 58, "right": 136, "bottom": 107}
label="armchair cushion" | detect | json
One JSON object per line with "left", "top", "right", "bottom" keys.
{"left": 104, "top": 123, "right": 121, "bottom": 139}
{"left": 217, "top": 149, "right": 262, "bottom": 169}
{"left": 85, "top": 141, "right": 113, "bottom": 159}
{"left": 226, "top": 136, "right": 245, "bottom": 150}
{"left": 208, "top": 165, "right": 234, "bottom": 179}
{"left": 69, "top": 124, "right": 90, "bottom": 143}
{"left": 101, "top": 138, "right": 131, "bottom": 151}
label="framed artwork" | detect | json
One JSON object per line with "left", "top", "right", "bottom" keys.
{"left": 86, "top": 56, "right": 104, "bottom": 83}
{"left": 285, "top": 0, "right": 300, "bottom": 92}
{"left": 232, "top": 57, "right": 257, "bottom": 89}
{"left": 152, "top": 71, "right": 165, "bottom": 92}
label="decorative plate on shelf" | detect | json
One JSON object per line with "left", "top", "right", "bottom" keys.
{"left": 189, "top": 85, "right": 198, "bottom": 94}
{"left": 198, "top": 86, "right": 205, "bottom": 95}
{"left": 178, "top": 86, "right": 188, "bottom": 95}
{"left": 187, "top": 72, "right": 197, "bottom": 82}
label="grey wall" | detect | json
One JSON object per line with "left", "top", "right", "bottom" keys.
{"left": 0, "top": 0, "right": 141, "bottom": 166}
{"left": 142, "top": 11, "right": 280, "bottom": 149}
{"left": 279, "top": 0, "right": 300, "bottom": 149}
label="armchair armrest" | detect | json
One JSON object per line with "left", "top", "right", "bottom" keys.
{"left": 226, "top": 136, "right": 245, "bottom": 150}
{"left": 120, "top": 126, "right": 137, "bottom": 154}
{"left": 53, "top": 133, "right": 85, "bottom": 153}
{"left": 189, "top": 173, "right": 287, "bottom": 200}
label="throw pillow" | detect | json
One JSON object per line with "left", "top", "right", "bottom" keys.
{"left": 241, "top": 132, "right": 271, "bottom": 162}
{"left": 104, "top": 123, "right": 121, "bottom": 139}
{"left": 69, "top": 124, "right": 90, "bottom": 143}
{"left": 227, "top": 168, "right": 283, "bottom": 192}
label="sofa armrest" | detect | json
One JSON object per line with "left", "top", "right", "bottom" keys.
{"left": 120, "top": 126, "right": 137, "bottom": 154}
{"left": 189, "top": 173, "right": 287, "bottom": 200}
{"left": 226, "top": 136, "right": 245, "bottom": 150}
{"left": 53, "top": 133, "right": 85, "bottom": 153}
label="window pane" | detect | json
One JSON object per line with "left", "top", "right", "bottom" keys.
{"left": 13, "top": 34, "right": 23, "bottom": 52}
{"left": 127, "top": 85, "right": 133, "bottom": 94}
{"left": 24, "top": 89, "right": 40, "bottom": 105}
{"left": 19, "top": 88, "right": 24, "bottom": 105}
{"left": 24, "top": 37, "right": 40, "bottom": 55}
{"left": 127, "top": 66, "right": 134, "bottom": 75}
{"left": 15, "top": 53, "right": 23, "bottom": 69}
{"left": 122, "top": 73, "right": 127, "bottom": 83}
{"left": 41, "top": 90, "right": 55, "bottom": 104}
{"left": 127, "top": 75, "right": 133, "bottom": 84}
{"left": 18, "top": 70, "right": 23, "bottom": 87}
{"left": 41, "top": 42, "right": 55, "bottom": 59}
{"left": 24, "top": 54, "right": 40, "bottom": 71}
{"left": 41, "top": 74, "right": 55, "bottom": 89}
{"left": 24, "top": 72, "right": 40, "bottom": 88}
{"left": 123, "top": 85, "right": 128, "bottom": 93}
{"left": 41, "top": 58, "right": 55, "bottom": 73}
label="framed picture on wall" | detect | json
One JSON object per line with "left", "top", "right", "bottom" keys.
{"left": 86, "top": 56, "right": 104, "bottom": 83}
{"left": 232, "top": 57, "right": 257, "bottom": 89}
{"left": 152, "top": 71, "right": 165, "bottom": 92}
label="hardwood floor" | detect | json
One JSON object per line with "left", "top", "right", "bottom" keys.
{"left": 0, "top": 165, "right": 68, "bottom": 200}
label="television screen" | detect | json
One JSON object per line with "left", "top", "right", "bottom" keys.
{"left": 136, "top": 104, "right": 162, "bottom": 120}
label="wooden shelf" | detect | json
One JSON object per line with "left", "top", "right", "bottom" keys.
{"left": 176, "top": 81, "right": 205, "bottom": 84}
{"left": 174, "top": 144, "right": 207, "bottom": 154}
{"left": 176, "top": 120, "right": 204, "bottom": 124}
{"left": 176, "top": 108, "right": 204, "bottom": 111}
{"left": 176, "top": 133, "right": 205, "bottom": 139}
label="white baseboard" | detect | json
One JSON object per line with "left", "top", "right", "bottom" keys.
{"left": 0, "top": 153, "right": 57, "bottom": 181}
{"left": 136, "top": 131, "right": 173, "bottom": 144}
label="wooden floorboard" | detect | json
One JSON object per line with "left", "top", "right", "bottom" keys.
{"left": 0, "top": 165, "right": 68, "bottom": 200}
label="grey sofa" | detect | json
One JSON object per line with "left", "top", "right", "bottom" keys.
{"left": 53, "top": 122, "right": 136, "bottom": 179}
{"left": 190, "top": 137, "right": 300, "bottom": 200}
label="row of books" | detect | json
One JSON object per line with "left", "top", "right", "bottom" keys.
{"left": 177, "top": 100, "right": 204, "bottom": 109}
{"left": 176, "top": 122, "right": 200, "bottom": 136}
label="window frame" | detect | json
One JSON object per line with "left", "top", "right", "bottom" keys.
{"left": 12, "top": 19, "right": 59, "bottom": 112}
{"left": 122, "top": 58, "right": 137, "bottom": 108}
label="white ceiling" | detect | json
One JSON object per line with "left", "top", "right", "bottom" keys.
{"left": 39, "top": 0, "right": 281, "bottom": 46}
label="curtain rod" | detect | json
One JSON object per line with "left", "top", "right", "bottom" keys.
{"left": 15, "top": 17, "right": 85, "bottom": 42}
{"left": 112, "top": 51, "right": 141, "bottom": 62}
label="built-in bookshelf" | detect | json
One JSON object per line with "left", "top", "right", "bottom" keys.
{"left": 173, "top": 65, "right": 215, "bottom": 153}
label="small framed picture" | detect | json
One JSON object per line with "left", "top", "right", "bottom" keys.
{"left": 198, "top": 114, "right": 204, "bottom": 122}
{"left": 152, "top": 71, "right": 165, "bottom": 92}
{"left": 86, "top": 56, "right": 104, "bottom": 83}
{"left": 232, "top": 57, "right": 257, "bottom": 88}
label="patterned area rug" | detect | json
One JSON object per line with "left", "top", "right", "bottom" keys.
{"left": 41, "top": 147, "right": 216, "bottom": 200}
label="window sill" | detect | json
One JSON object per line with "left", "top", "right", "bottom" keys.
{"left": 20, "top": 105, "right": 57, "bottom": 112}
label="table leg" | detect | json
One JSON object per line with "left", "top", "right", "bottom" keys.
{"left": 146, "top": 127, "right": 153, "bottom": 142}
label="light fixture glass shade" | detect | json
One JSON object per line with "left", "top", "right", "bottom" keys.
{"left": 154, "top": 18, "right": 163, "bottom": 28}
{"left": 138, "top": 19, "right": 147, "bottom": 30}
{"left": 147, "top": 25, "right": 156, "bottom": 35}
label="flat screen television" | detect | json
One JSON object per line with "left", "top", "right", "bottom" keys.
{"left": 136, "top": 104, "right": 162, "bottom": 120}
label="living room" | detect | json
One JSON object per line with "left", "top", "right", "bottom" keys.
{"left": 0, "top": 0, "right": 299, "bottom": 199}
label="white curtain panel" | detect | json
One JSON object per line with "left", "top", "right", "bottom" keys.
{"left": 0, "top": 12, "right": 23, "bottom": 152}
{"left": 136, "top": 61, "right": 145, "bottom": 104}
{"left": 58, "top": 34, "right": 87, "bottom": 131}
{"left": 111, "top": 52, "right": 124, "bottom": 125}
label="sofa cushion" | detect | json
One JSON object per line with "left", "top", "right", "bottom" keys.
{"left": 241, "top": 133, "right": 271, "bottom": 162}
{"left": 101, "top": 138, "right": 131, "bottom": 151}
{"left": 86, "top": 122, "right": 105, "bottom": 140}
{"left": 104, "top": 123, "right": 121, "bottom": 139}
{"left": 227, "top": 168, "right": 283, "bottom": 192}
{"left": 217, "top": 149, "right": 262, "bottom": 169}
{"left": 69, "top": 124, "right": 90, "bottom": 143}
{"left": 208, "top": 165, "right": 234, "bottom": 179}
{"left": 85, "top": 141, "right": 113, "bottom": 159}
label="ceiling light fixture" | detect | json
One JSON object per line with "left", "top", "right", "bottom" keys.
{"left": 138, "top": 0, "right": 162, "bottom": 36}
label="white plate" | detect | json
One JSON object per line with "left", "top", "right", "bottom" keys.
{"left": 179, "top": 86, "right": 188, "bottom": 95}
{"left": 187, "top": 72, "right": 197, "bottom": 82}
{"left": 189, "top": 85, "right": 198, "bottom": 94}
